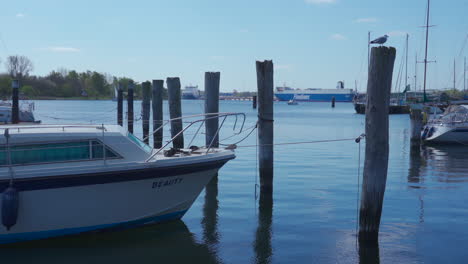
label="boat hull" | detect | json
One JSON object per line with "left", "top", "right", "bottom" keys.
{"left": 0, "top": 164, "right": 223, "bottom": 244}
{"left": 182, "top": 95, "right": 200, "bottom": 100}
{"left": 353, "top": 103, "right": 410, "bottom": 114}
{"left": 275, "top": 93, "right": 353, "bottom": 102}
{"left": 423, "top": 126, "right": 468, "bottom": 144}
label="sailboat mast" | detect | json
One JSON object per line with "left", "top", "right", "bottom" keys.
{"left": 423, "top": 0, "right": 430, "bottom": 102}
{"left": 415, "top": 53, "right": 418, "bottom": 91}
{"left": 464, "top": 56, "right": 466, "bottom": 92}
{"left": 405, "top": 34, "right": 409, "bottom": 89}
{"left": 367, "top": 31, "right": 371, "bottom": 70}
{"left": 454, "top": 59, "right": 456, "bottom": 90}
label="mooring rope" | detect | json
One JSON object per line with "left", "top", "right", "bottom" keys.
{"left": 219, "top": 124, "right": 258, "bottom": 147}
{"left": 354, "top": 133, "right": 365, "bottom": 248}
{"left": 255, "top": 123, "right": 259, "bottom": 201}
{"left": 232, "top": 138, "right": 358, "bottom": 148}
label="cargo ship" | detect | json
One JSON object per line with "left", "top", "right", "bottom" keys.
{"left": 274, "top": 81, "right": 355, "bottom": 102}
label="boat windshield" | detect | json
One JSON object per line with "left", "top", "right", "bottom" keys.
{"left": 127, "top": 132, "right": 152, "bottom": 153}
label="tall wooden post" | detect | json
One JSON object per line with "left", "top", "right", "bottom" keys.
{"left": 127, "top": 81, "right": 134, "bottom": 134}
{"left": 359, "top": 241, "right": 381, "bottom": 264}
{"left": 253, "top": 95, "right": 257, "bottom": 109}
{"left": 117, "top": 83, "right": 123, "bottom": 126}
{"left": 410, "top": 109, "right": 423, "bottom": 150}
{"left": 152, "top": 80, "right": 164, "bottom": 149}
{"left": 167, "top": 77, "right": 184, "bottom": 149}
{"left": 359, "top": 46, "right": 396, "bottom": 243}
{"left": 205, "top": 72, "right": 220, "bottom": 148}
{"left": 256, "top": 60, "right": 274, "bottom": 194}
{"left": 141, "top": 81, "right": 152, "bottom": 144}
{"left": 11, "top": 80, "right": 19, "bottom": 124}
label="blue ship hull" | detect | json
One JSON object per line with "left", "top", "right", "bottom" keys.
{"left": 182, "top": 95, "right": 200, "bottom": 100}
{"left": 275, "top": 93, "right": 353, "bottom": 102}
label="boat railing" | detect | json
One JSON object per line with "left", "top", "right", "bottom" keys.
{"left": 145, "top": 112, "right": 246, "bottom": 162}
{"left": 0, "top": 113, "right": 246, "bottom": 163}
{"left": 0, "top": 125, "right": 107, "bottom": 133}
{"left": 427, "top": 113, "right": 468, "bottom": 125}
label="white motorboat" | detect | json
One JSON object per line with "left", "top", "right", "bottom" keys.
{"left": 422, "top": 105, "right": 468, "bottom": 144}
{"left": 0, "top": 113, "right": 243, "bottom": 244}
{"left": 0, "top": 101, "right": 38, "bottom": 123}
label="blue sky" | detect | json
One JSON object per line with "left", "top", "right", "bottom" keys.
{"left": 0, "top": 0, "right": 467, "bottom": 92}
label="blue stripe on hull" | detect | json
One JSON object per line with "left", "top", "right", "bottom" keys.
{"left": 182, "top": 95, "right": 199, "bottom": 99}
{"left": 275, "top": 93, "right": 353, "bottom": 102}
{"left": 0, "top": 210, "right": 187, "bottom": 244}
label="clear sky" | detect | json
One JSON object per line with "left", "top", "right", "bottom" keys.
{"left": 0, "top": 0, "right": 467, "bottom": 92}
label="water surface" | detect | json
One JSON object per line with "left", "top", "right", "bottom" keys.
{"left": 2, "top": 100, "right": 468, "bottom": 263}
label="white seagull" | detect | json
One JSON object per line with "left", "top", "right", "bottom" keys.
{"left": 369, "top": 35, "right": 389, "bottom": 45}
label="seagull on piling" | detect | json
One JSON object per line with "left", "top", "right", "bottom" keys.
{"left": 369, "top": 35, "right": 389, "bottom": 45}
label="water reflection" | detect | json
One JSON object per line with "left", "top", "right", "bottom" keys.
{"left": 253, "top": 192, "right": 273, "bottom": 264}
{"left": 0, "top": 220, "right": 221, "bottom": 264}
{"left": 358, "top": 240, "right": 380, "bottom": 264}
{"left": 408, "top": 147, "right": 425, "bottom": 223}
{"left": 408, "top": 144, "right": 468, "bottom": 223}
{"left": 202, "top": 175, "right": 220, "bottom": 245}
{"left": 420, "top": 145, "right": 468, "bottom": 184}
{"left": 408, "top": 147, "right": 424, "bottom": 185}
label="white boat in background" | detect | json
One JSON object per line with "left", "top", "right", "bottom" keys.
{"left": 0, "top": 113, "right": 244, "bottom": 244}
{"left": 422, "top": 105, "right": 468, "bottom": 144}
{"left": 0, "top": 101, "right": 38, "bottom": 124}
{"left": 182, "top": 85, "right": 200, "bottom": 100}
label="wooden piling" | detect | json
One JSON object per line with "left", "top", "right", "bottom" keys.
{"left": 152, "top": 80, "right": 164, "bottom": 149}
{"left": 331, "top": 96, "right": 336, "bottom": 108}
{"left": 167, "top": 77, "right": 184, "bottom": 149}
{"left": 11, "top": 80, "right": 19, "bottom": 124}
{"left": 359, "top": 240, "right": 381, "bottom": 264}
{"left": 253, "top": 95, "right": 257, "bottom": 109}
{"left": 410, "top": 109, "right": 423, "bottom": 149}
{"left": 117, "top": 83, "right": 123, "bottom": 126}
{"left": 256, "top": 60, "right": 274, "bottom": 194}
{"left": 141, "top": 81, "right": 152, "bottom": 145}
{"left": 127, "top": 81, "right": 134, "bottom": 134}
{"left": 359, "top": 46, "right": 396, "bottom": 243}
{"left": 205, "top": 72, "right": 220, "bottom": 148}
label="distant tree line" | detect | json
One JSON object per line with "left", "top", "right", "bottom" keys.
{"left": 0, "top": 55, "right": 168, "bottom": 100}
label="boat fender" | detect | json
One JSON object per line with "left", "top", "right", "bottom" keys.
{"left": 421, "top": 126, "right": 429, "bottom": 139}
{"left": 2, "top": 186, "right": 19, "bottom": 231}
{"left": 427, "top": 127, "right": 435, "bottom": 138}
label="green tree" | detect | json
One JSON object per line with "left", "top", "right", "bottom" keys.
{"left": 21, "top": 85, "right": 37, "bottom": 97}
{"left": 0, "top": 75, "right": 12, "bottom": 98}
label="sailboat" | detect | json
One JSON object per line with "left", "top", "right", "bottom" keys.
{"left": 420, "top": 0, "right": 468, "bottom": 144}
{"left": 112, "top": 85, "right": 118, "bottom": 102}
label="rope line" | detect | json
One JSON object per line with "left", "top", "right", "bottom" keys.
{"left": 219, "top": 124, "right": 257, "bottom": 142}
{"left": 219, "top": 124, "right": 258, "bottom": 147}
{"left": 255, "top": 123, "right": 259, "bottom": 201}
{"left": 355, "top": 138, "right": 362, "bottom": 247}
{"left": 233, "top": 137, "right": 358, "bottom": 148}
